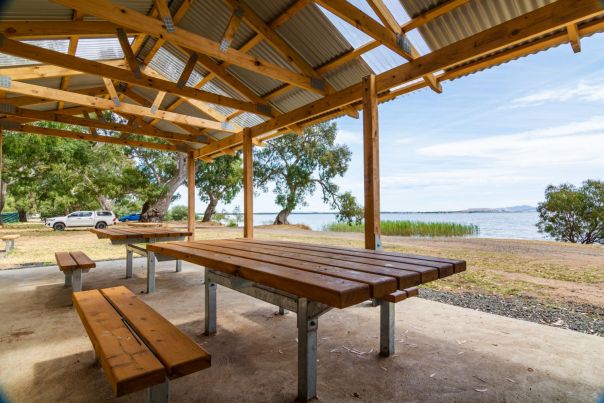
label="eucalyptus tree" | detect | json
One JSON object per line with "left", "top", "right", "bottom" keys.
{"left": 195, "top": 153, "right": 243, "bottom": 222}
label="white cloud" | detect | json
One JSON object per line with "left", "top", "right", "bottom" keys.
{"left": 417, "top": 116, "right": 604, "bottom": 167}
{"left": 336, "top": 129, "right": 363, "bottom": 145}
{"left": 509, "top": 79, "right": 604, "bottom": 107}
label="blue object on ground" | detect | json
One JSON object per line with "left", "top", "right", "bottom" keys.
{"left": 118, "top": 213, "right": 141, "bottom": 222}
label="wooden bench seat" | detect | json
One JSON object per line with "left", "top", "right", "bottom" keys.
{"left": 1, "top": 234, "right": 20, "bottom": 252}
{"left": 55, "top": 251, "right": 96, "bottom": 291}
{"left": 73, "top": 286, "right": 210, "bottom": 401}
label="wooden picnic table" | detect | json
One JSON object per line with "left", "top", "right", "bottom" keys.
{"left": 91, "top": 227, "right": 192, "bottom": 292}
{"left": 147, "top": 238, "right": 466, "bottom": 401}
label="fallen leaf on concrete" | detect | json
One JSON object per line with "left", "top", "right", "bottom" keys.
{"left": 474, "top": 388, "right": 488, "bottom": 392}
{"left": 506, "top": 378, "right": 516, "bottom": 383}
{"left": 380, "top": 366, "right": 387, "bottom": 371}
{"left": 278, "top": 349, "right": 283, "bottom": 354}
{"left": 430, "top": 373, "right": 436, "bottom": 378}
{"left": 473, "top": 375, "right": 488, "bottom": 383}
{"left": 457, "top": 351, "right": 465, "bottom": 355}
{"left": 456, "top": 340, "right": 467, "bottom": 345}
{"left": 352, "top": 392, "right": 360, "bottom": 398}
{"left": 527, "top": 367, "right": 534, "bottom": 372}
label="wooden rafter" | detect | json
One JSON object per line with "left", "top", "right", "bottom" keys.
{"left": 220, "top": 7, "right": 243, "bottom": 51}
{"left": 366, "top": 0, "right": 400, "bottom": 34}
{"left": 9, "top": 123, "right": 185, "bottom": 152}
{"left": 2, "top": 80, "right": 239, "bottom": 132}
{"left": 196, "top": 0, "right": 604, "bottom": 158}
{"left": 53, "top": 0, "right": 326, "bottom": 94}
{"left": 0, "top": 21, "right": 138, "bottom": 39}
{"left": 567, "top": 23, "right": 581, "bottom": 53}
{"left": 116, "top": 27, "right": 142, "bottom": 78}
{"left": 57, "top": 9, "right": 83, "bottom": 110}
{"left": 1, "top": 105, "right": 207, "bottom": 144}
{"left": 0, "top": 35, "right": 269, "bottom": 116}
{"left": 401, "top": 0, "right": 471, "bottom": 33}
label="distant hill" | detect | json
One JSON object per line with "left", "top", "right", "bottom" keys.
{"left": 459, "top": 205, "right": 536, "bottom": 213}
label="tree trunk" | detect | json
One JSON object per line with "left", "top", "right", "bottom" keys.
{"left": 141, "top": 154, "right": 188, "bottom": 222}
{"left": 17, "top": 208, "right": 27, "bottom": 222}
{"left": 273, "top": 209, "right": 291, "bottom": 225}
{"left": 97, "top": 194, "right": 113, "bottom": 211}
{"left": 0, "top": 181, "right": 6, "bottom": 226}
{"left": 202, "top": 195, "right": 218, "bottom": 222}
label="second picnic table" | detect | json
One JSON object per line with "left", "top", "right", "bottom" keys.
{"left": 91, "top": 226, "right": 192, "bottom": 292}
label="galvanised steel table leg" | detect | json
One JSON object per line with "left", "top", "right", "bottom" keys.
{"left": 204, "top": 269, "right": 217, "bottom": 335}
{"left": 147, "top": 378, "right": 169, "bottom": 403}
{"left": 64, "top": 271, "right": 72, "bottom": 287}
{"left": 126, "top": 248, "right": 133, "bottom": 278}
{"left": 297, "top": 298, "right": 318, "bottom": 401}
{"left": 146, "top": 250, "right": 156, "bottom": 293}
{"left": 175, "top": 259, "right": 182, "bottom": 272}
{"left": 72, "top": 269, "right": 82, "bottom": 292}
{"left": 380, "top": 300, "right": 395, "bottom": 357}
{"left": 278, "top": 306, "right": 285, "bottom": 315}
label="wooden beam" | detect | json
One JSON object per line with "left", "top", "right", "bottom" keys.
{"left": 0, "top": 21, "right": 138, "bottom": 39}
{"left": 567, "top": 23, "right": 581, "bottom": 53}
{"left": 243, "top": 127, "right": 253, "bottom": 239}
{"left": 1, "top": 104, "right": 206, "bottom": 144}
{"left": 366, "top": 0, "right": 401, "bottom": 34}
{"left": 362, "top": 75, "right": 381, "bottom": 250}
{"left": 116, "top": 27, "right": 142, "bottom": 78}
{"left": 102, "top": 78, "right": 120, "bottom": 106}
{"left": 271, "top": 0, "right": 311, "bottom": 30}
{"left": 0, "top": 35, "right": 268, "bottom": 117}
{"left": 187, "top": 151, "right": 196, "bottom": 240}
{"left": 220, "top": 7, "right": 243, "bottom": 51}
{"left": 150, "top": 91, "right": 166, "bottom": 113}
{"left": 401, "top": 0, "right": 470, "bottom": 33}
{"left": 53, "top": 0, "right": 325, "bottom": 94}
{"left": 0, "top": 60, "right": 129, "bottom": 81}
{"left": 177, "top": 53, "right": 198, "bottom": 89}
{"left": 315, "top": 0, "right": 413, "bottom": 60}
{"left": 12, "top": 124, "right": 184, "bottom": 152}
{"left": 195, "top": 0, "right": 604, "bottom": 158}
{"left": 3, "top": 80, "right": 238, "bottom": 132}
{"left": 154, "top": 0, "right": 175, "bottom": 32}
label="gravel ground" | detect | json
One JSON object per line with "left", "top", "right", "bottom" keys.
{"left": 420, "top": 288, "right": 604, "bottom": 337}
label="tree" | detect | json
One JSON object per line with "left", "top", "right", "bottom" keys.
{"left": 166, "top": 205, "right": 188, "bottom": 221}
{"left": 537, "top": 180, "right": 604, "bottom": 244}
{"left": 336, "top": 191, "right": 364, "bottom": 225}
{"left": 195, "top": 154, "right": 242, "bottom": 222}
{"left": 254, "top": 123, "right": 352, "bottom": 224}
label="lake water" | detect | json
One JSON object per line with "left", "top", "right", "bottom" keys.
{"left": 251, "top": 211, "right": 546, "bottom": 240}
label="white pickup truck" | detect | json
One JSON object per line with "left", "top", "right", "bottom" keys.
{"left": 45, "top": 211, "right": 117, "bottom": 231}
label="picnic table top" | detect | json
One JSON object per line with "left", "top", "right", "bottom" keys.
{"left": 90, "top": 227, "right": 192, "bottom": 240}
{"left": 147, "top": 239, "right": 466, "bottom": 309}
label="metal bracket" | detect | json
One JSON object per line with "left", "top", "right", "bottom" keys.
{"left": 0, "top": 76, "right": 11, "bottom": 88}
{"left": 220, "top": 121, "right": 235, "bottom": 132}
{"left": 150, "top": 105, "right": 158, "bottom": 114}
{"left": 219, "top": 39, "right": 231, "bottom": 53}
{"left": 396, "top": 33, "right": 412, "bottom": 55}
{"left": 310, "top": 77, "right": 326, "bottom": 91}
{"left": 111, "top": 97, "right": 120, "bottom": 107}
{"left": 163, "top": 16, "right": 175, "bottom": 33}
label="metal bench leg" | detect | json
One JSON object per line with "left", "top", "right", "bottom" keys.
{"left": 126, "top": 249, "right": 133, "bottom": 279}
{"left": 64, "top": 271, "right": 72, "bottom": 287}
{"left": 278, "top": 306, "right": 285, "bottom": 315}
{"left": 147, "top": 378, "right": 169, "bottom": 403}
{"left": 175, "top": 259, "right": 182, "bottom": 272}
{"left": 380, "top": 300, "right": 395, "bottom": 357}
{"left": 147, "top": 250, "right": 156, "bottom": 293}
{"left": 297, "top": 298, "right": 318, "bottom": 401}
{"left": 72, "top": 269, "right": 83, "bottom": 292}
{"left": 204, "top": 269, "right": 217, "bottom": 335}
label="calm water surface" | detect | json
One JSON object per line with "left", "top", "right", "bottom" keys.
{"left": 251, "top": 211, "right": 545, "bottom": 240}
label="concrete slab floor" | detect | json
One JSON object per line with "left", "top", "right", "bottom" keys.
{"left": 0, "top": 259, "right": 602, "bottom": 403}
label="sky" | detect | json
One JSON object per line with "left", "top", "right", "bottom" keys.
{"left": 174, "top": 33, "right": 604, "bottom": 214}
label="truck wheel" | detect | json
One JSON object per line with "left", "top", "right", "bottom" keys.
{"left": 53, "top": 223, "right": 65, "bottom": 231}
{"left": 95, "top": 222, "right": 107, "bottom": 229}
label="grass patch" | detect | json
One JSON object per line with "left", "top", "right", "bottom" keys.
{"left": 324, "top": 220, "right": 478, "bottom": 237}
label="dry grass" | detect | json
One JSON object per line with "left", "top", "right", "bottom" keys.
{"left": 1, "top": 223, "right": 602, "bottom": 308}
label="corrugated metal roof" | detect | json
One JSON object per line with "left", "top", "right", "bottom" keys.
{"left": 399, "top": 0, "right": 556, "bottom": 51}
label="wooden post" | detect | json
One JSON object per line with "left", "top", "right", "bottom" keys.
{"left": 243, "top": 128, "right": 254, "bottom": 238}
{"left": 362, "top": 75, "right": 381, "bottom": 250}
{"left": 0, "top": 130, "right": 3, "bottom": 228}
{"left": 187, "top": 151, "right": 196, "bottom": 241}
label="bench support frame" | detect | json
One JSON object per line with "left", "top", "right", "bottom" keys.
{"left": 124, "top": 241, "right": 183, "bottom": 292}
{"left": 63, "top": 268, "right": 90, "bottom": 291}
{"left": 379, "top": 300, "right": 395, "bottom": 356}
{"left": 204, "top": 268, "right": 331, "bottom": 401}
{"left": 147, "top": 378, "right": 170, "bottom": 403}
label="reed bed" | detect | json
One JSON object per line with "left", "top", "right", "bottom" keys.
{"left": 324, "top": 220, "right": 479, "bottom": 237}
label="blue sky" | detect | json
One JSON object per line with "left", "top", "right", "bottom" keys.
{"left": 176, "top": 33, "right": 604, "bottom": 213}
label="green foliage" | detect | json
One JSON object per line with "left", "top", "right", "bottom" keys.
{"left": 336, "top": 192, "right": 364, "bottom": 225}
{"left": 325, "top": 220, "right": 479, "bottom": 237}
{"left": 195, "top": 154, "right": 242, "bottom": 221}
{"left": 254, "top": 122, "right": 351, "bottom": 224}
{"left": 537, "top": 180, "right": 603, "bottom": 244}
{"left": 166, "top": 205, "right": 188, "bottom": 221}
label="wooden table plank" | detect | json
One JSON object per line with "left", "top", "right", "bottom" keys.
{"left": 261, "top": 239, "right": 466, "bottom": 273}
{"left": 170, "top": 241, "right": 397, "bottom": 298}
{"left": 232, "top": 239, "right": 446, "bottom": 280}
{"left": 55, "top": 251, "right": 78, "bottom": 271}
{"left": 101, "top": 286, "right": 211, "bottom": 378}
{"left": 207, "top": 239, "right": 427, "bottom": 287}
{"left": 70, "top": 251, "right": 96, "bottom": 270}
{"left": 91, "top": 227, "right": 192, "bottom": 240}
{"left": 147, "top": 242, "right": 371, "bottom": 308}
{"left": 72, "top": 290, "right": 165, "bottom": 396}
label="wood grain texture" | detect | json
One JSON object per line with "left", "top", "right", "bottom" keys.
{"left": 72, "top": 290, "right": 165, "bottom": 396}
{"left": 101, "top": 286, "right": 211, "bottom": 378}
